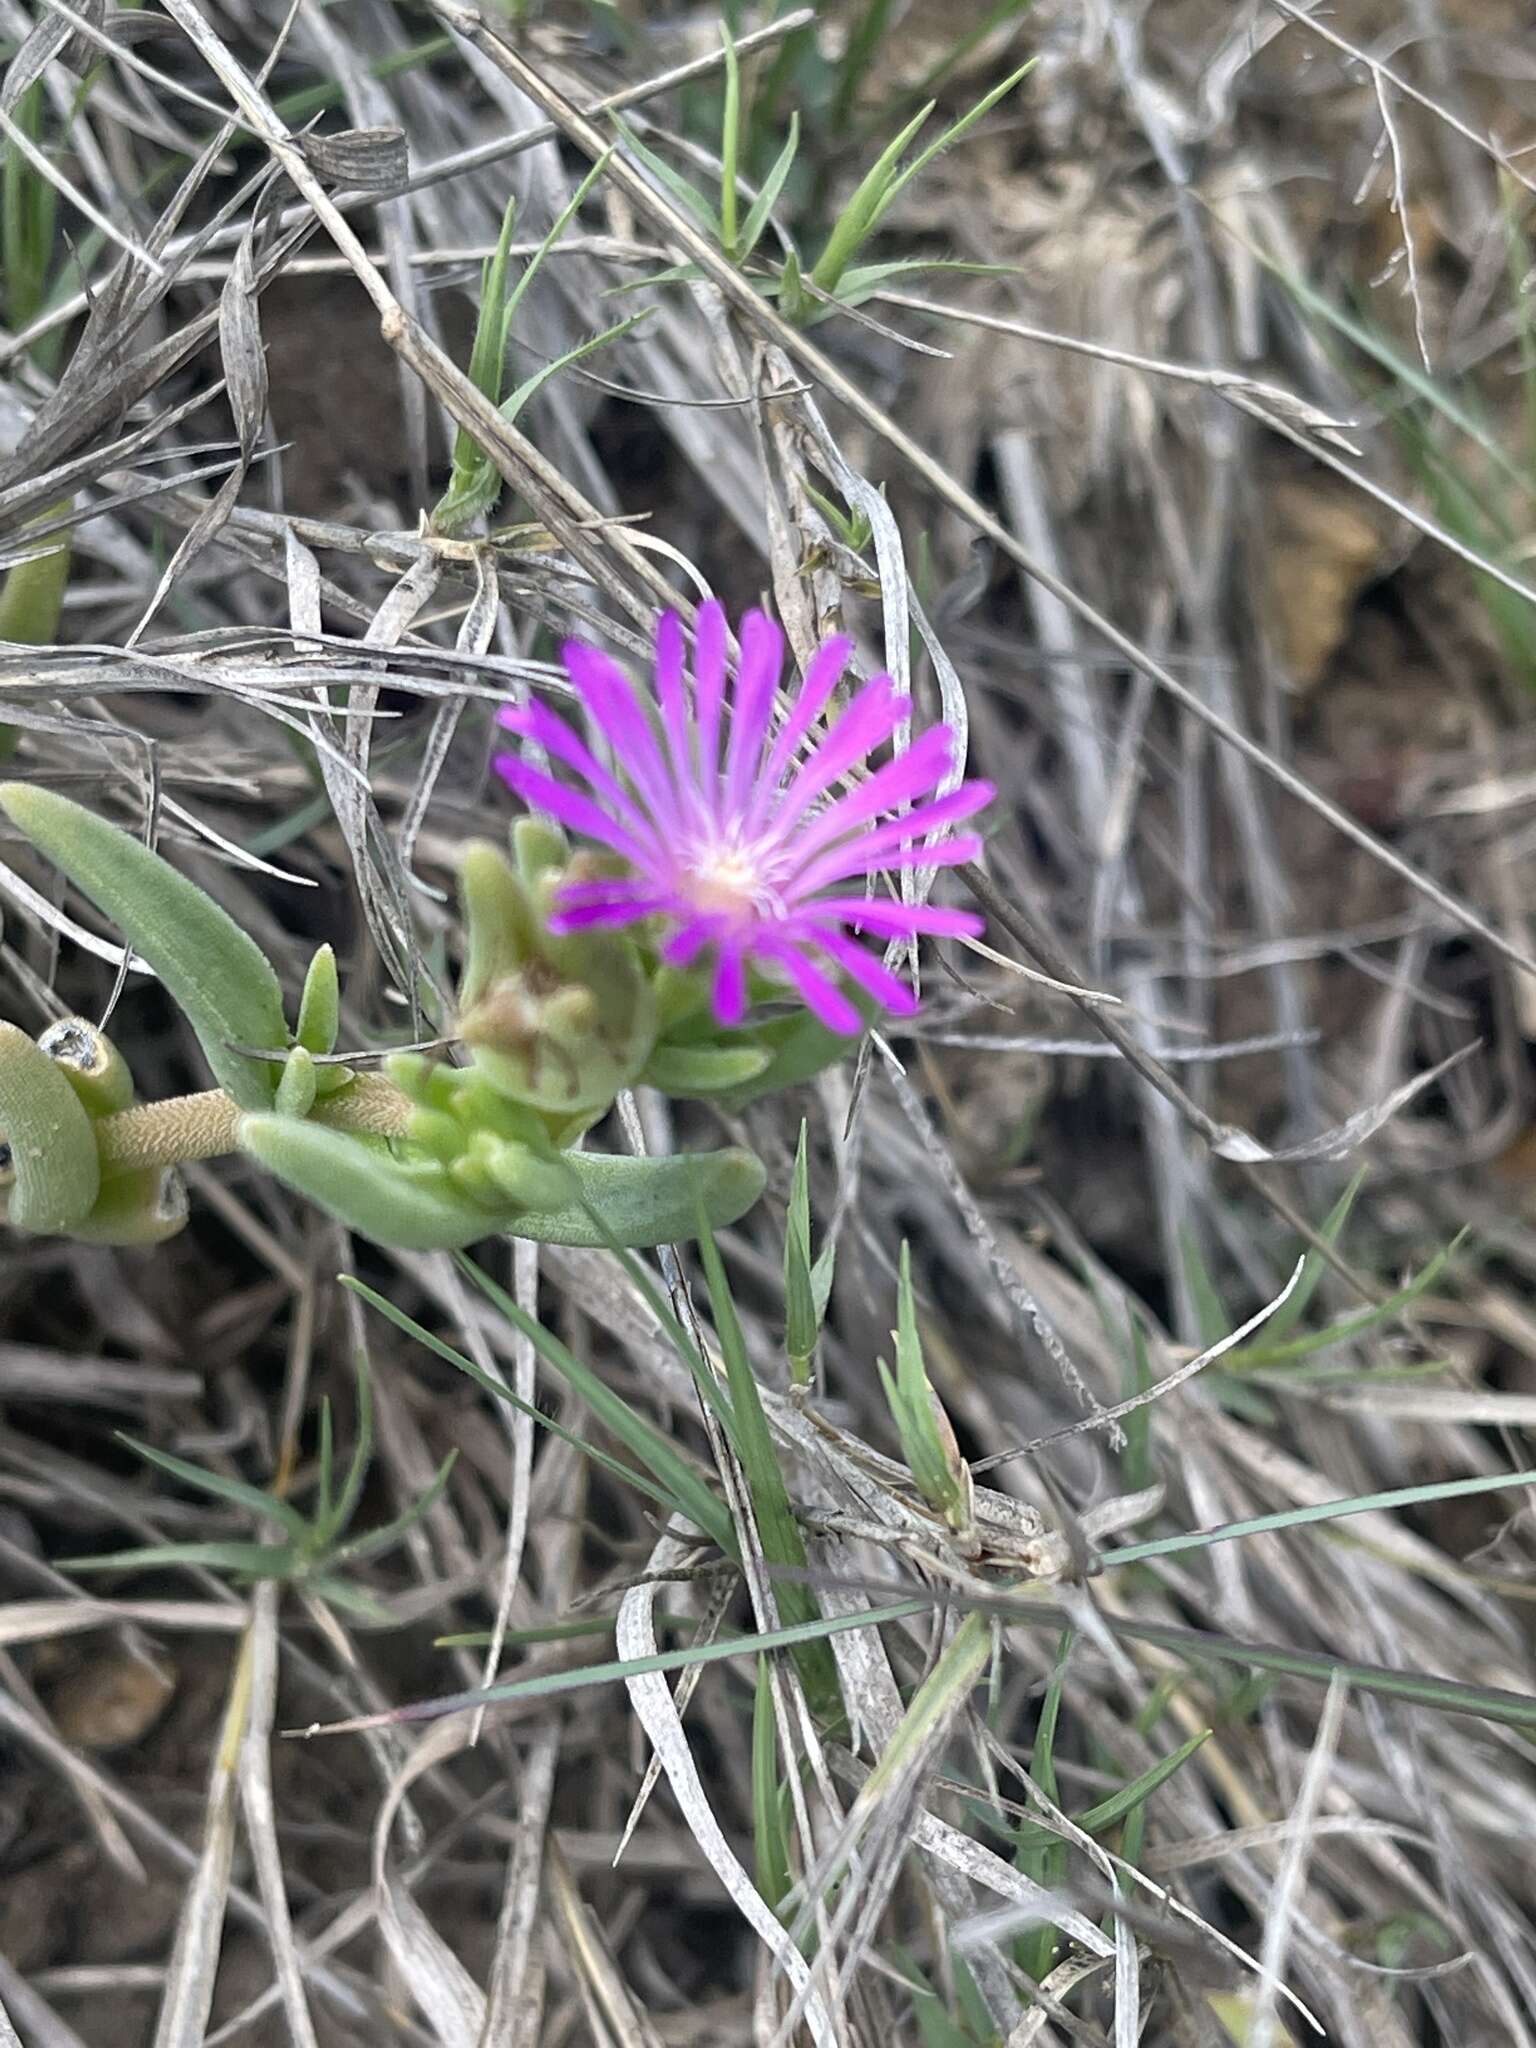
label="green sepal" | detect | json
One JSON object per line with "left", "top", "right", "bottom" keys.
{"left": 639, "top": 1041, "right": 772, "bottom": 1097}
{"left": 512, "top": 816, "right": 569, "bottom": 886}
{"left": 457, "top": 840, "right": 540, "bottom": 1012}
{"left": 295, "top": 944, "right": 340, "bottom": 1055}
{"left": 0, "top": 785, "right": 288, "bottom": 1107}
{"left": 37, "top": 1016, "right": 134, "bottom": 1115}
{"left": 712, "top": 1012, "right": 849, "bottom": 1110}
{"left": 0, "top": 1021, "right": 101, "bottom": 1233}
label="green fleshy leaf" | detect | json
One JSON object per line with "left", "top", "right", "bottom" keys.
{"left": 639, "top": 1040, "right": 772, "bottom": 1097}
{"left": 515, "top": 1145, "right": 766, "bottom": 1247}
{"left": 0, "top": 1021, "right": 100, "bottom": 1233}
{"left": 37, "top": 1016, "right": 134, "bottom": 1116}
{"left": 0, "top": 784, "right": 288, "bottom": 1107}
{"left": 275, "top": 1046, "right": 318, "bottom": 1118}
{"left": 71, "top": 1165, "right": 187, "bottom": 1247}
{"left": 295, "top": 944, "right": 340, "bottom": 1055}
{"left": 240, "top": 1114, "right": 766, "bottom": 1250}
{"left": 239, "top": 1116, "right": 502, "bottom": 1251}
{"left": 711, "top": 1003, "right": 866, "bottom": 1109}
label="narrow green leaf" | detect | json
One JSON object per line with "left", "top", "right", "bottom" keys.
{"left": 859, "top": 1612, "right": 992, "bottom": 1808}
{"left": 330, "top": 1350, "right": 373, "bottom": 1541}
{"left": 719, "top": 17, "right": 742, "bottom": 255}
{"left": 1223, "top": 1233, "right": 1466, "bottom": 1370}
{"left": 699, "top": 1223, "right": 842, "bottom": 1721}
{"left": 612, "top": 115, "right": 721, "bottom": 237}
{"left": 327, "top": 1451, "right": 458, "bottom": 1569}
{"left": 784, "top": 1121, "right": 819, "bottom": 1382}
{"left": 1018, "top": 1628, "right": 1071, "bottom": 1980}
{"left": 0, "top": 1020, "right": 100, "bottom": 1233}
{"left": 1259, "top": 1169, "right": 1365, "bottom": 1347}
{"left": 498, "top": 315, "right": 648, "bottom": 430}
{"left": 752, "top": 1658, "right": 794, "bottom": 1912}
{"left": 829, "top": 257, "right": 1015, "bottom": 309}
{"left": 1099, "top": 1464, "right": 1536, "bottom": 1568}
{"left": 60, "top": 1540, "right": 299, "bottom": 1575}
{"left": 314, "top": 1395, "right": 336, "bottom": 1540}
{"left": 883, "top": 61, "right": 1033, "bottom": 214}
{"left": 810, "top": 99, "right": 933, "bottom": 294}
{"left": 455, "top": 1254, "right": 738, "bottom": 1557}
{"left": 301, "top": 1575, "right": 392, "bottom": 1623}
{"left": 0, "top": 784, "right": 288, "bottom": 1107}
{"left": 115, "top": 1432, "right": 310, "bottom": 1538}
{"left": 331, "top": 1597, "right": 931, "bottom": 1725}
{"left": 345, "top": 1276, "right": 689, "bottom": 1521}
{"left": 1006, "top": 1726, "right": 1211, "bottom": 1854}
{"left": 739, "top": 113, "right": 799, "bottom": 261}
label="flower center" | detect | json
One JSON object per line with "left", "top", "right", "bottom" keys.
{"left": 687, "top": 840, "right": 780, "bottom": 922}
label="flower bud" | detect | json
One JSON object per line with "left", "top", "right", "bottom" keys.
{"left": 454, "top": 842, "right": 656, "bottom": 1116}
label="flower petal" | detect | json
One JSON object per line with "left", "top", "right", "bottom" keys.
{"left": 661, "top": 917, "right": 719, "bottom": 970}
{"left": 754, "top": 936, "right": 862, "bottom": 1035}
{"left": 711, "top": 941, "right": 748, "bottom": 1025}
{"left": 776, "top": 725, "right": 956, "bottom": 875}
{"left": 562, "top": 639, "right": 678, "bottom": 825}
{"left": 499, "top": 701, "right": 659, "bottom": 851}
{"left": 743, "top": 633, "right": 853, "bottom": 834}
{"left": 494, "top": 756, "right": 654, "bottom": 866}
{"left": 801, "top": 925, "right": 919, "bottom": 1015}
{"left": 785, "top": 784, "right": 991, "bottom": 898}
{"left": 761, "top": 677, "right": 909, "bottom": 845}
{"left": 723, "top": 609, "right": 783, "bottom": 819}
{"left": 652, "top": 610, "right": 703, "bottom": 818}
{"left": 809, "top": 897, "right": 984, "bottom": 938}
{"left": 693, "top": 601, "right": 728, "bottom": 808}
{"left": 548, "top": 895, "right": 672, "bottom": 932}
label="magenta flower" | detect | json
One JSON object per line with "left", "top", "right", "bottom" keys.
{"left": 494, "top": 603, "right": 992, "bottom": 1035}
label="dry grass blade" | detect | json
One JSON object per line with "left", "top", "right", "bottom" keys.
{"left": 615, "top": 1529, "right": 837, "bottom": 2048}
{"left": 149, "top": 1634, "right": 251, "bottom": 2048}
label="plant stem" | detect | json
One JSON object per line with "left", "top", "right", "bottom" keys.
{"left": 95, "top": 1073, "right": 415, "bottom": 1172}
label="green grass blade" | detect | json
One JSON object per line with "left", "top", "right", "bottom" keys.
{"left": 60, "top": 1540, "right": 297, "bottom": 1575}
{"left": 1099, "top": 1465, "right": 1536, "bottom": 1568}
{"left": 752, "top": 1658, "right": 794, "bottom": 1912}
{"left": 809, "top": 99, "right": 933, "bottom": 295}
{"left": 739, "top": 113, "right": 799, "bottom": 261}
{"left": 344, "top": 1275, "right": 696, "bottom": 1525}
{"left": 115, "top": 1433, "right": 310, "bottom": 1538}
{"left": 698, "top": 1224, "right": 842, "bottom": 1720}
{"left": 328, "top": 1598, "right": 930, "bottom": 1727}
{"left": 882, "top": 61, "right": 1033, "bottom": 216}
{"left": 455, "top": 1254, "right": 738, "bottom": 1556}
